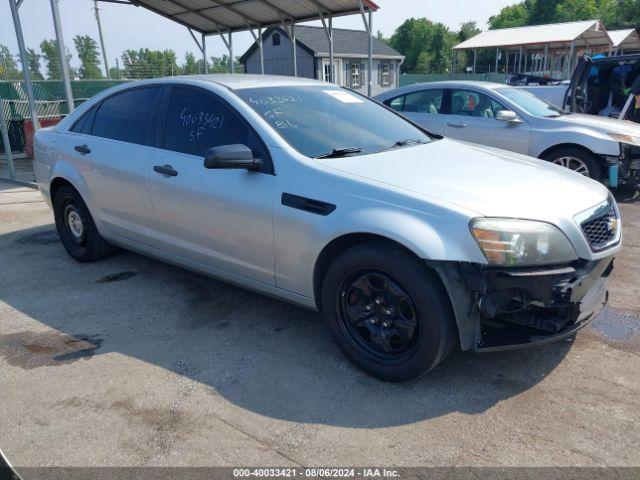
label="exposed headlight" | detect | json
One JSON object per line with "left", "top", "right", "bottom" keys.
{"left": 608, "top": 133, "right": 640, "bottom": 146}
{"left": 470, "top": 218, "right": 578, "bottom": 266}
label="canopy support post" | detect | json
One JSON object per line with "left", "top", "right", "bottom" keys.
{"left": 544, "top": 44, "right": 549, "bottom": 75}
{"left": 50, "top": 0, "right": 74, "bottom": 114}
{"left": 567, "top": 40, "right": 575, "bottom": 79}
{"left": 259, "top": 27, "right": 264, "bottom": 74}
{"left": 291, "top": 23, "right": 297, "bottom": 77}
{"left": 9, "top": 0, "right": 40, "bottom": 130}
{"left": 518, "top": 46, "right": 523, "bottom": 73}
{"left": 320, "top": 12, "right": 335, "bottom": 83}
{"left": 495, "top": 48, "right": 499, "bottom": 73}
{"left": 359, "top": 0, "right": 373, "bottom": 96}
{"left": 0, "top": 101, "right": 16, "bottom": 180}
{"left": 202, "top": 33, "right": 208, "bottom": 73}
{"left": 473, "top": 49, "right": 477, "bottom": 74}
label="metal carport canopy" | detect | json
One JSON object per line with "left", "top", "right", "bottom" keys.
{"left": 453, "top": 20, "right": 611, "bottom": 50}
{"left": 118, "top": 0, "right": 379, "bottom": 90}
{"left": 130, "top": 0, "right": 379, "bottom": 34}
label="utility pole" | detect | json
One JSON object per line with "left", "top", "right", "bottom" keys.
{"left": 93, "top": 1, "right": 110, "bottom": 79}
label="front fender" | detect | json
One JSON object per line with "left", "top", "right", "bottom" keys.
{"left": 274, "top": 201, "right": 486, "bottom": 300}
{"left": 530, "top": 128, "right": 621, "bottom": 158}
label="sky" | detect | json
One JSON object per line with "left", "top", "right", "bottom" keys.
{"left": 1, "top": 0, "right": 516, "bottom": 72}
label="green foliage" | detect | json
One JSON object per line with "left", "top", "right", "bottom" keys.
{"left": 40, "top": 39, "right": 72, "bottom": 80}
{"left": 121, "top": 48, "right": 179, "bottom": 79}
{"left": 182, "top": 52, "right": 199, "bottom": 75}
{"left": 0, "top": 44, "right": 21, "bottom": 80}
{"left": 389, "top": 18, "right": 458, "bottom": 73}
{"left": 489, "top": 0, "right": 640, "bottom": 30}
{"left": 25, "top": 48, "right": 43, "bottom": 80}
{"left": 73, "top": 35, "right": 102, "bottom": 79}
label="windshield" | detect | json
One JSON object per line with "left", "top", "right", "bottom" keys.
{"left": 495, "top": 87, "right": 565, "bottom": 117}
{"left": 236, "top": 86, "right": 432, "bottom": 158}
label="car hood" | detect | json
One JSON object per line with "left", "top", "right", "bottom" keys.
{"left": 316, "top": 139, "right": 609, "bottom": 220}
{"left": 553, "top": 112, "right": 640, "bottom": 135}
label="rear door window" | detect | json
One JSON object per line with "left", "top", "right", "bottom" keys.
{"left": 403, "top": 89, "right": 444, "bottom": 114}
{"left": 92, "top": 87, "right": 160, "bottom": 145}
{"left": 163, "top": 86, "right": 266, "bottom": 160}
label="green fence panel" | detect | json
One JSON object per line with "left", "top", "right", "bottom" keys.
{"left": 399, "top": 73, "right": 508, "bottom": 87}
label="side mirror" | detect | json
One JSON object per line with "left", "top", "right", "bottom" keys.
{"left": 495, "top": 110, "right": 521, "bottom": 123}
{"left": 204, "top": 144, "right": 263, "bottom": 171}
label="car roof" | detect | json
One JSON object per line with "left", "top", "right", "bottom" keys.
{"left": 375, "top": 81, "right": 508, "bottom": 99}
{"left": 122, "top": 74, "right": 327, "bottom": 91}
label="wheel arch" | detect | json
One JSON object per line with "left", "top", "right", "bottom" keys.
{"left": 538, "top": 143, "right": 607, "bottom": 177}
{"left": 538, "top": 143, "right": 598, "bottom": 160}
{"left": 313, "top": 232, "right": 440, "bottom": 310}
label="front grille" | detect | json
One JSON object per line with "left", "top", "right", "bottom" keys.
{"left": 581, "top": 203, "right": 619, "bottom": 252}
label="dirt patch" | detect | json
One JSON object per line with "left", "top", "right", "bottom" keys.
{"left": 95, "top": 271, "right": 138, "bottom": 284}
{"left": 0, "top": 331, "right": 102, "bottom": 369}
{"left": 586, "top": 307, "right": 640, "bottom": 353}
{"left": 14, "top": 230, "right": 59, "bottom": 245}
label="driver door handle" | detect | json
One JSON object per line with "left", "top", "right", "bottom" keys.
{"left": 447, "top": 122, "right": 467, "bottom": 128}
{"left": 74, "top": 144, "right": 91, "bottom": 155}
{"left": 153, "top": 164, "right": 178, "bottom": 177}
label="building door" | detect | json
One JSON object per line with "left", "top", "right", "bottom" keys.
{"left": 322, "top": 58, "right": 341, "bottom": 84}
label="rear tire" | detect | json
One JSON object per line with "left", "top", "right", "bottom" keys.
{"left": 53, "top": 185, "right": 114, "bottom": 262}
{"left": 543, "top": 147, "right": 602, "bottom": 181}
{"left": 320, "top": 242, "right": 457, "bottom": 382}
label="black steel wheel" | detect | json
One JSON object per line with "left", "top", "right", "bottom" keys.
{"left": 338, "top": 270, "right": 420, "bottom": 360}
{"left": 321, "top": 242, "right": 457, "bottom": 382}
{"left": 53, "top": 184, "right": 114, "bottom": 262}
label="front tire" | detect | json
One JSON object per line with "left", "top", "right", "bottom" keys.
{"left": 321, "top": 243, "right": 457, "bottom": 382}
{"left": 53, "top": 185, "right": 114, "bottom": 262}
{"left": 543, "top": 147, "right": 602, "bottom": 181}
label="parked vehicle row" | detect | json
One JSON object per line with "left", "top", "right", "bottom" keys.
{"left": 34, "top": 75, "right": 621, "bottom": 381}
{"left": 376, "top": 80, "right": 640, "bottom": 187}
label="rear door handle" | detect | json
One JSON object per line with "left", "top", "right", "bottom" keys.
{"left": 447, "top": 123, "right": 467, "bottom": 128}
{"left": 74, "top": 144, "right": 91, "bottom": 155}
{"left": 153, "top": 164, "right": 178, "bottom": 177}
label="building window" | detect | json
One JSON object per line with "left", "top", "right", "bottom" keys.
{"left": 324, "top": 63, "right": 332, "bottom": 82}
{"left": 380, "top": 63, "right": 390, "bottom": 86}
{"left": 272, "top": 32, "right": 280, "bottom": 46}
{"left": 350, "top": 63, "right": 360, "bottom": 88}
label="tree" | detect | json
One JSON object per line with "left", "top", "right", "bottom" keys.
{"left": 25, "top": 48, "right": 43, "bottom": 80}
{"left": 182, "top": 51, "right": 199, "bottom": 75}
{"left": 121, "top": 48, "right": 179, "bottom": 78}
{"left": 489, "top": 3, "right": 530, "bottom": 29}
{"left": 389, "top": 18, "right": 457, "bottom": 73}
{"left": 73, "top": 35, "right": 102, "bottom": 79}
{"left": 0, "top": 44, "right": 21, "bottom": 80}
{"left": 40, "top": 39, "right": 72, "bottom": 79}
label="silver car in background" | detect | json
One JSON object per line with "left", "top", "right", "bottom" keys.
{"left": 376, "top": 81, "right": 640, "bottom": 187}
{"left": 34, "top": 75, "right": 620, "bottom": 381}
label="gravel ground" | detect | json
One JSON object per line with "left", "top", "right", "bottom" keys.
{"left": 0, "top": 180, "right": 638, "bottom": 469}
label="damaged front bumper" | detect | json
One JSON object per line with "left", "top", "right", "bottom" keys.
{"left": 432, "top": 257, "right": 615, "bottom": 352}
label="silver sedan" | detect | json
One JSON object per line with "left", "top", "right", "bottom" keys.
{"left": 34, "top": 75, "right": 620, "bottom": 381}
{"left": 376, "top": 80, "right": 640, "bottom": 185}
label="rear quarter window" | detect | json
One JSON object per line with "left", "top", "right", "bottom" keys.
{"left": 91, "top": 87, "right": 160, "bottom": 145}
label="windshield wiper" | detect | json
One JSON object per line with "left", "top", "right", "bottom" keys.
{"left": 314, "top": 147, "right": 363, "bottom": 159}
{"left": 380, "top": 138, "right": 427, "bottom": 152}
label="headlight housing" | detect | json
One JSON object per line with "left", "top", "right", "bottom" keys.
{"left": 470, "top": 218, "right": 578, "bottom": 266}
{"left": 608, "top": 132, "right": 640, "bottom": 146}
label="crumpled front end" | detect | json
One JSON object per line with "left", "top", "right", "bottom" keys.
{"left": 433, "top": 256, "right": 615, "bottom": 352}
